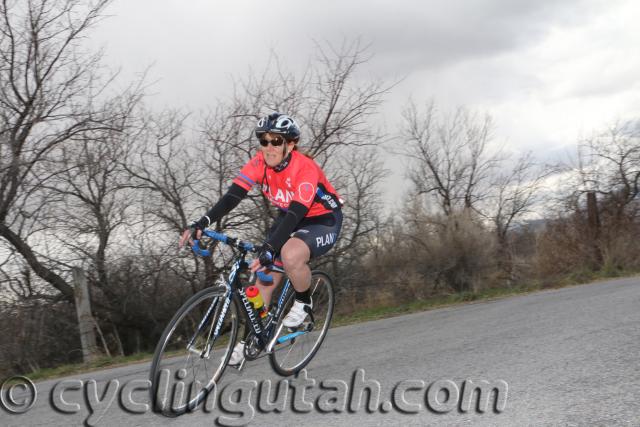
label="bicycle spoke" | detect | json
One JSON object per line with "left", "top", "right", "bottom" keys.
{"left": 270, "top": 272, "right": 334, "bottom": 376}
{"left": 149, "top": 288, "right": 238, "bottom": 415}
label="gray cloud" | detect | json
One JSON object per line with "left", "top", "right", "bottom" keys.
{"left": 245, "top": 0, "right": 599, "bottom": 75}
{"left": 83, "top": 0, "right": 640, "bottom": 208}
{"left": 90, "top": 0, "right": 640, "bottom": 179}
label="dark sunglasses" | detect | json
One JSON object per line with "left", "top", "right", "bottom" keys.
{"left": 259, "top": 136, "right": 286, "bottom": 147}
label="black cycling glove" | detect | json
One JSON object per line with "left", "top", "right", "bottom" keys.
{"left": 189, "top": 217, "right": 209, "bottom": 240}
{"left": 257, "top": 243, "right": 276, "bottom": 267}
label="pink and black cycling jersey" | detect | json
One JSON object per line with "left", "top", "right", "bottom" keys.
{"left": 232, "top": 150, "right": 342, "bottom": 216}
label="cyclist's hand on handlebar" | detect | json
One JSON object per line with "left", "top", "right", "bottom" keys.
{"left": 251, "top": 243, "right": 275, "bottom": 273}
{"left": 249, "top": 258, "right": 263, "bottom": 273}
{"left": 178, "top": 222, "right": 203, "bottom": 249}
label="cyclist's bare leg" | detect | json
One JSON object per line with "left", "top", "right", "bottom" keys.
{"left": 255, "top": 273, "right": 283, "bottom": 307}
{"left": 238, "top": 274, "right": 284, "bottom": 342}
{"left": 280, "top": 237, "right": 311, "bottom": 293}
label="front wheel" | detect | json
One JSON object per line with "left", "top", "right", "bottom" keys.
{"left": 149, "top": 286, "right": 239, "bottom": 416}
{"left": 269, "top": 271, "right": 335, "bottom": 376}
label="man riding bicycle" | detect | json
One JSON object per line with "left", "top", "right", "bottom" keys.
{"left": 179, "top": 112, "right": 343, "bottom": 365}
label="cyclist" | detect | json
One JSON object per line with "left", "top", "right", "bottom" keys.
{"left": 179, "top": 112, "right": 343, "bottom": 365}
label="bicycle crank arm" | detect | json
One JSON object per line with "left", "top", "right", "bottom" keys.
{"left": 276, "top": 330, "right": 308, "bottom": 344}
{"left": 265, "top": 323, "right": 285, "bottom": 353}
{"left": 229, "top": 357, "right": 247, "bottom": 372}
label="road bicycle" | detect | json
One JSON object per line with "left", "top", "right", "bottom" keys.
{"left": 149, "top": 229, "right": 335, "bottom": 416}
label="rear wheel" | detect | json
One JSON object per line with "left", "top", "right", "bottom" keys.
{"left": 149, "top": 287, "right": 239, "bottom": 416}
{"left": 269, "top": 271, "right": 334, "bottom": 376}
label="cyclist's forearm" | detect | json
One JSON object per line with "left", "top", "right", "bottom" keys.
{"left": 265, "top": 201, "right": 309, "bottom": 252}
{"left": 197, "top": 183, "right": 248, "bottom": 228}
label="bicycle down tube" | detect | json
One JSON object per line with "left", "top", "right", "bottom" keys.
{"left": 188, "top": 231, "right": 308, "bottom": 354}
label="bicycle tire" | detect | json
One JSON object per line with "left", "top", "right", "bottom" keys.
{"left": 269, "top": 271, "right": 334, "bottom": 376}
{"left": 149, "top": 286, "right": 239, "bottom": 416}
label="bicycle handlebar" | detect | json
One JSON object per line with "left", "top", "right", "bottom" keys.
{"left": 191, "top": 229, "right": 258, "bottom": 257}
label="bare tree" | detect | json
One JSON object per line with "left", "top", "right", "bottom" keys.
{"left": 546, "top": 119, "right": 640, "bottom": 272}
{"left": 303, "top": 40, "right": 390, "bottom": 164}
{"left": 233, "top": 40, "right": 391, "bottom": 164}
{"left": 577, "top": 120, "right": 640, "bottom": 221}
{"left": 121, "top": 109, "right": 219, "bottom": 291}
{"left": 0, "top": 0, "right": 126, "bottom": 300}
{"left": 401, "top": 101, "right": 501, "bottom": 216}
{"left": 489, "top": 152, "right": 549, "bottom": 247}
{"left": 322, "top": 148, "right": 389, "bottom": 285}
{"left": 124, "top": 110, "right": 198, "bottom": 233}
{"left": 399, "top": 100, "right": 553, "bottom": 289}
{"left": 485, "top": 152, "right": 549, "bottom": 279}
{"left": 38, "top": 88, "right": 142, "bottom": 290}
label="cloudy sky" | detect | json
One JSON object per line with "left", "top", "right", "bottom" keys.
{"left": 90, "top": 0, "right": 640, "bottom": 203}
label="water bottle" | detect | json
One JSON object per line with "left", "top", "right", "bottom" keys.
{"left": 246, "top": 286, "right": 268, "bottom": 318}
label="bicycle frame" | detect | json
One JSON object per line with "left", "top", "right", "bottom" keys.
{"left": 187, "top": 230, "right": 294, "bottom": 358}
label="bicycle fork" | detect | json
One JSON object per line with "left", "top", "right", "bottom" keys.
{"left": 186, "top": 292, "right": 232, "bottom": 359}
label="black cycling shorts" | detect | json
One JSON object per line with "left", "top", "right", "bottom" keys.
{"left": 268, "top": 209, "right": 343, "bottom": 259}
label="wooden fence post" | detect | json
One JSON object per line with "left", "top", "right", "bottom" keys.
{"left": 72, "top": 267, "right": 99, "bottom": 363}
{"left": 586, "top": 191, "right": 602, "bottom": 267}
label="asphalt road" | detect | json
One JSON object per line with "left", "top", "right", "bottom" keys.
{"left": 2, "top": 276, "right": 640, "bottom": 426}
